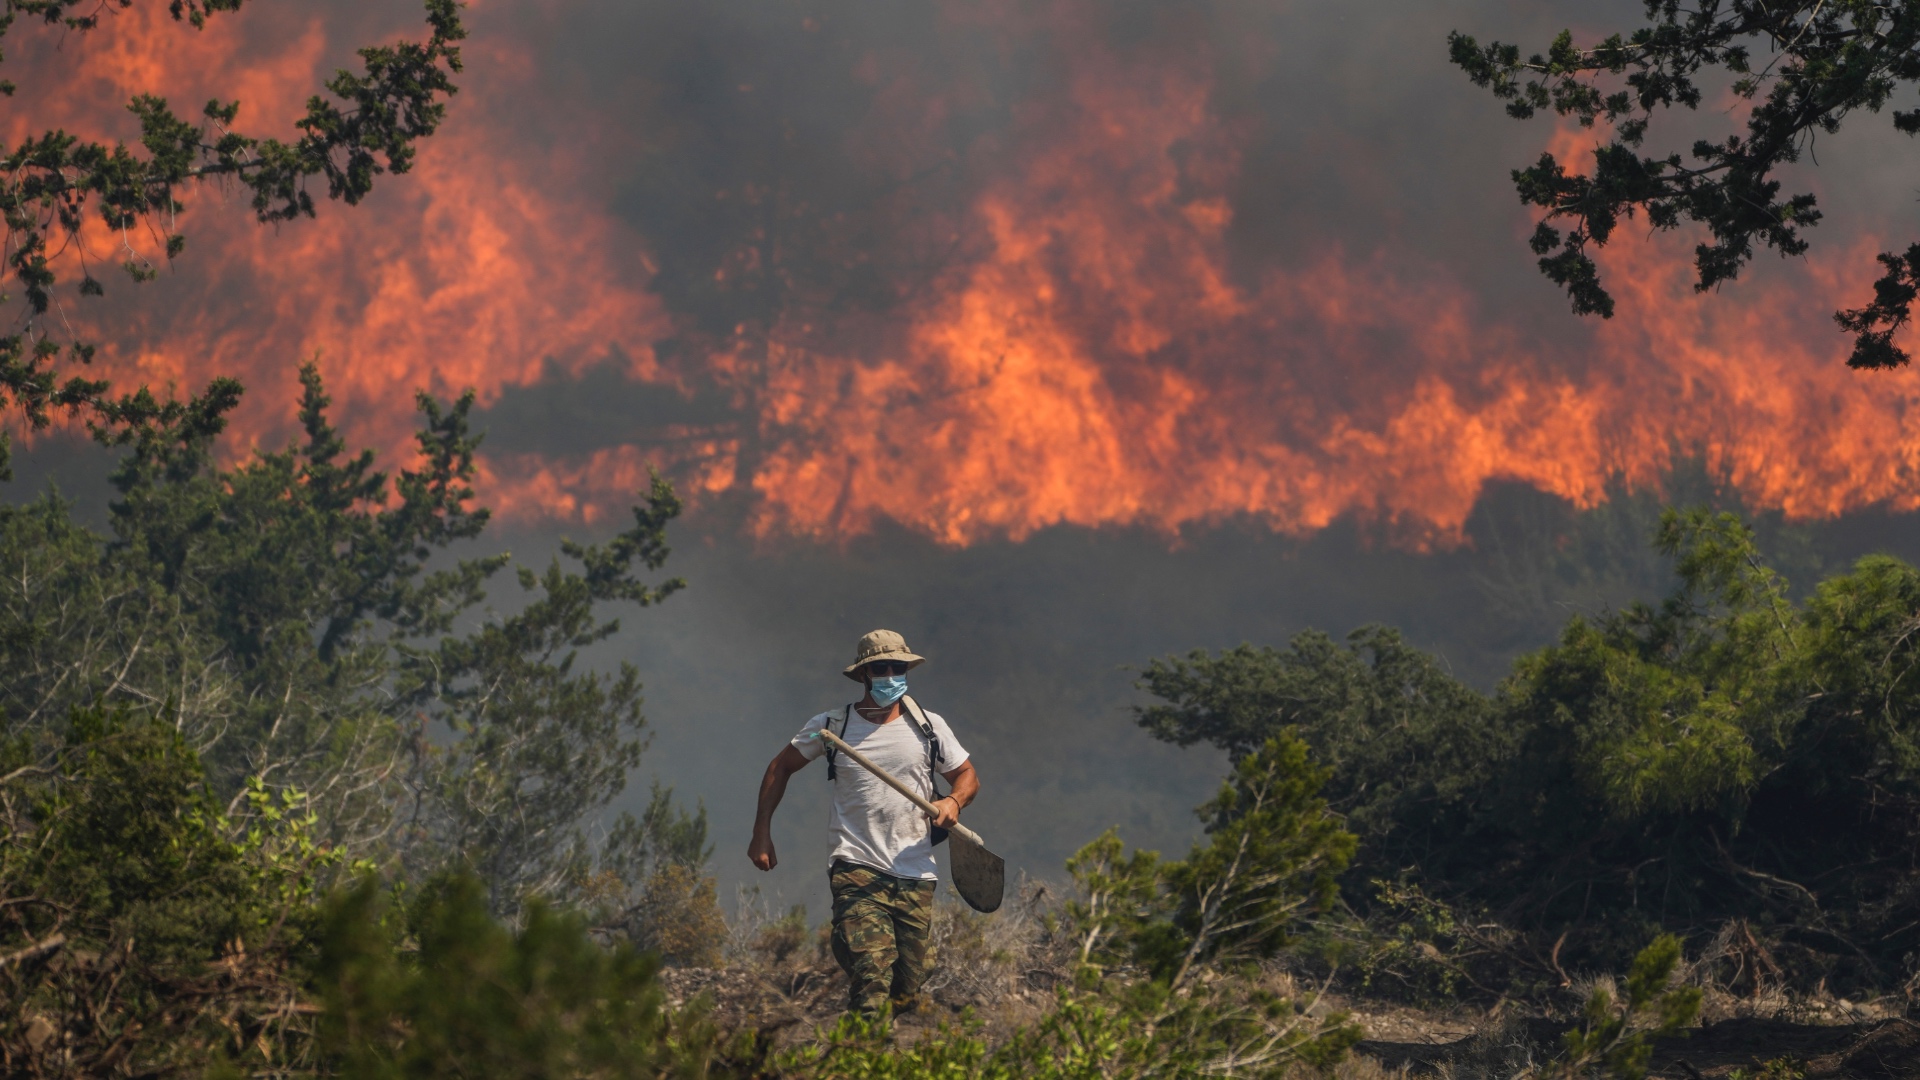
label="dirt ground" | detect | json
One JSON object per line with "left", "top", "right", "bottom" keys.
{"left": 660, "top": 963, "right": 1920, "bottom": 1078}
{"left": 1341, "top": 982, "right": 1920, "bottom": 1079}
{"left": 1357, "top": 1016, "right": 1920, "bottom": 1080}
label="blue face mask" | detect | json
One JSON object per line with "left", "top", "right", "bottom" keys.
{"left": 868, "top": 674, "right": 908, "bottom": 707}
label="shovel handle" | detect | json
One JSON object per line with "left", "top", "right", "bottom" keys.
{"left": 816, "top": 728, "right": 985, "bottom": 847}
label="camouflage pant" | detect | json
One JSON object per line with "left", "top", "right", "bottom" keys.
{"left": 829, "top": 861, "right": 936, "bottom": 1015}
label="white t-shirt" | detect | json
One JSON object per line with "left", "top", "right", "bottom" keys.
{"left": 791, "top": 700, "right": 970, "bottom": 880}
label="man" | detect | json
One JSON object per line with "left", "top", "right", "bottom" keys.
{"left": 748, "top": 629, "right": 980, "bottom": 1015}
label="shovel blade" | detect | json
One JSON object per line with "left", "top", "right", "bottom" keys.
{"left": 947, "top": 828, "right": 1005, "bottom": 913}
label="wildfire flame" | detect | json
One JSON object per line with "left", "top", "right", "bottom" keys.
{"left": 8, "top": 1, "right": 1919, "bottom": 545}
{"left": 5, "top": 2, "right": 670, "bottom": 468}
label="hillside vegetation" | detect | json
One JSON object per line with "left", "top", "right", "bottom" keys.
{"left": 1141, "top": 507, "right": 1920, "bottom": 997}
{"left": 4, "top": 376, "right": 1919, "bottom": 1078}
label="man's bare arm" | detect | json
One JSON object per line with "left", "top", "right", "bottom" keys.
{"left": 749, "top": 745, "right": 811, "bottom": 871}
{"left": 931, "top": 759, "right": 979, "bottom": 829}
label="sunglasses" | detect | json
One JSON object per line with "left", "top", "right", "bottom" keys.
{"left": 864, "top": 661, "right": 911, "bottom": 676}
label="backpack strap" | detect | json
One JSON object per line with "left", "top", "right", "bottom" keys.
{"left": 902, "top": 696, "right": 953, "bottom": 847}
{"left": 826, "top": 697, "right": 952, "bottom": 844}
{"left": 901, "top": 695, "right": 944, "bottom": 775}
{"left": 824, "top": 704, "right": 853, "bottom": 782}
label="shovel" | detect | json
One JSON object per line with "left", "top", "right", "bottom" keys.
{"left": 814, "top": 727, "right": 1005, "bottom": 913}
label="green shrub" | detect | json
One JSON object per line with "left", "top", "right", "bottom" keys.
{"left": 0, "top": 708, "right": 343, "bottom": 1074}
{"left": 1, "top": 711, "right": 722, "bottom": 1078}
{"left": 1015, "top": 732, "right": 1363, "bottom": 1076}
{"left": 780, "top": 989, "right": 1360, "bottom": 1080}
{"left": 1137, "top": 508, "right": 1920, "bottom": 986}
{"left": 1350, "top": 880, "right": 1500, "bottom": 1005}
{"left": 314, "top": 873, "right": 725, "bottom": 1078}
{"left": 1547, "top": 935, "right": 1701, "bottom": 1080}
{"left": 1061, "top": 733, "right": 1355, "bottom": 991}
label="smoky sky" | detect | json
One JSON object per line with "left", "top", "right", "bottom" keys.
{"left": 461, "top": 0, "right": 1920, "bottom": 530}
{"left": 475, "top": 0, "right": 1920, "bottom": 434}
{"left": 425, "top": 0, "right": 1920, "bottom": 911}
{"left": 12, "top": 0, "right": 1920, "bottom": 916}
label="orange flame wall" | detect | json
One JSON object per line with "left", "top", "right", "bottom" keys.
{"left": 8, "top": 0, "right": 1919, "bottom": 545}
{"left": 5, "top": 1, "right": 671, "bottom": 470}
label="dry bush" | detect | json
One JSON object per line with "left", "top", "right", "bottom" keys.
{"left": 1424, "top": 1017, "right": 1560, "bottom": 1080}
{"left": 752, "top": 906, "right": 811, "bottom": 967}
{"left": 1303, "top": 1055, "right": 1416, "bottom": 1080}
{"left": 1562, "top": 971, "right": 1619, "bottom": 1016}
{"left": 1677, "top": 919, "right": 1907, "bottom": 1026}
{"left": 1339, "top": 882, "right": 1522, "bottom": 1006}
{"left": 922, "top": 878, "right": 1066, "bottom": 1007}
{"left": 727, "top": 885, "right": 810, "bottom": 968}
{"left": 630, "top": 863, "right": 727, "bottom": 967}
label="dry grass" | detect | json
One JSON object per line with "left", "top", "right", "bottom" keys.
{"left": 686, "top": 878, "right": 1072, "bottom": 1043}
{"left": 1310, "top": 1056, "right": 1418, "bottom": 1080}
{"left": 1674, "top": 918, "right": 1910, "bottom": 1026}
{"left": 1421, "top": 1019, "right": 1558, "bottom": 1080}
{"left": 686, "top": 886, "right": 1919, "bottom": 1075}
{"left": 922, "top": 878, "right": 1062, "bottom": 1000}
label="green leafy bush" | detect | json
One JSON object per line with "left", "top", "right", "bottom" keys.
{"left": 0, "top": 363, "right": 699, "bottom": 925}
{"left": 1, "top": 710, "right": 730, "bottom": 1078}
{"left": 1135, "top": 627, "right": 1507, "bottom": 893}
{"left": 0, "top": 708, "right": 343, "bottom": 1074}
{"left": 1548, "top": 935, "right": 1701, "bottom": 1080}
{"left": 779, "top": 988, "right": 1359, "bottom": 1080}
{"left": 1060, "top": 734, "right": 1355, "bottom": 991}
{"left": 315, "top": 874, "right": 726, "bottom": 1078}
{"left": 1061, "top": 828, "right": 1163, "bottom": 977}
{"left": 1023, "top": 733, "right": 1363, "bottom": 1075}
{"left": 1350, "top": 880, "right": 1511, "bottom": 1005}
{"left": 1138, "top": 508, "right": 1920, "bottom": 987}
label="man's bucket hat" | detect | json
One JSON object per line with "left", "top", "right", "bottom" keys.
{"left": 843, "top": 629, "right": 927, "bottom": 681}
